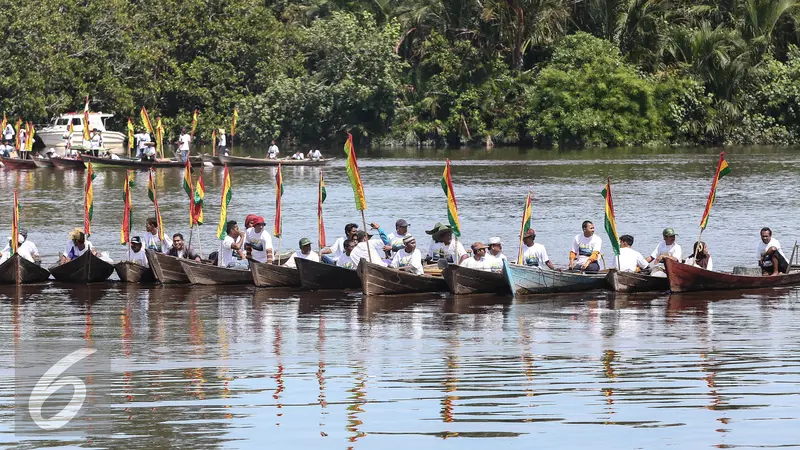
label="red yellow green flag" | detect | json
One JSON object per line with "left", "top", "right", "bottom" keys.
{"left": 440, "top": 159, "right": 461, "bottom": 237}
{"left": 11, "top": 190, "right": 19, "bottom": 255}
{"left": 183, "top": 158, "right": 194, "bottom": 226}
{"left": 231, "top": 108, "right": 238, "bottom": 137}
{"left": 343, "top": 132, "right": 366, "bottom": 211}
{"left": 147, "top": 169, "right": 165, "bottom": 241}
{"left": 211, "top": 129, "right": 217, "bottom": 156}
{"left": 1, "top": 112, "right": 6, "bottom": 132}
{"left": 85, "top": 163, "right": 97, "bottom": 237}
{"left": 274, "top": 164, "right": 284, "bottom": 238}
{"left": 700, "top": 152, "right": 732, "bottom": 231}
{"left": 14, "top": 118, "right": 21, "bottom": 150}
{"left": 192, "top": 173, "right": 205, "bottom": 226}
{"left": 120, "top": 170, "right": 135, "bottom": 245}
{"left": 140, "top": 106, "right": 154, "bottom": 134}
{"left": 516, "top": 192, "right": 533, "bottom": 264}
{"left": 155, "top": 117, "right": 164, "bottom": 158}
{"left": 26, "top": 123, "right": 34, "bottom": 151}
{"left": 66, "top": 121, "right": 74, "bottom": 152}
{"left": 601, "top": 177, "right": 620, "bottom": 256}
{"left": 216, "top": 165, "right": 232, "bottom": 239}
{"left": 83, "top": 96, "right": 91, "bottom": 142}
{"left": 127, "top": 117, "right": 135, "bottom": 152}
{"left": 190, "top": 109, "right": 199, "bottom": 139}
{"left": 318, "top": 171, "right": 327, "bottom": 248}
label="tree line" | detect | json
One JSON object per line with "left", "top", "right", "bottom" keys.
{"left": 3, "top": 0, "right": 800, "bottom": 148}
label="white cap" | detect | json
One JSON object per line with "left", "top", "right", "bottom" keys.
{"left": 488, "top": 236, "right": 503, "bottom": 245}
{"left": 6, "top": 234, "right": 23, "bottom": 244}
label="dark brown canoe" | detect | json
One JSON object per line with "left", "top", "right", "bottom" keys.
{"left": 32, "top": 158, "right": 54, "bottom": 168}
{"left": 218, "top": 155, "right": 334, "bottom": 167}
{"left": 442, "top": 264, "right": 510, "bottom": 295}
{"left": 295, "top": 257, "right": 361, "bottom": 290}
{"left": 179, "top": 259, "right": 253, "bottom": 285}
{"left": 201, "top": 154, "right": 222, "bottom": 166}
{"left": 50, "top": 157, "right": 86, "bottom": 170}
{"left": 114, "top": 261, "right": 155, "bottom": 283}
{"left": 48, "top": 251, "right": 115, "bottom": 284}
{"left": 665, "top": 257, "right": 800, "bottom": 293}
{"left": 0, "top": 157, "right": 37, "bottom": 169}
{"left": 0, "top": 254, "right": 51, "bottom": 284}
{"left": 358, "top": 260, "right": 448, "bottom": 296}
{"left": 606, "top": 269, "right": 669, "bottom": 293}
{"left": 249, "top": 258, "right": 301, "bottom": 287}
{"left": 146, "top": 249, "right": 189, "bottom": 284}
{"left": 82, "top": 154, "right": 204, "bottom": 169}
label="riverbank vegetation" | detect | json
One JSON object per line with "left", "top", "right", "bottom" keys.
{"left": 3, "top": 0, "right": 800, "bottom": 148}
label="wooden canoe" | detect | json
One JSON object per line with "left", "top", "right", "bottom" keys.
{"left": 81, "top": 154, "right": 204, "bottom": 169}
{"left": 505, "top": 262, "right": 608, "bottom": 295}
{"left": 0, "top": 254, "right": 51, "bottom": 284}
{"left": 218, "top": 155, "right": 334, "bottom": 167}
{"left": 665, "top": 257, "right": 800, "bottom": 293}
{"left": 295, "top": 257, "right": 361, "bottom": 290}
{"left": 48, "top": 251, "right": 115, "bottom": 284}
{"left": 114, "top": 261, "right": 155, "bottom": 283}
{"left": 0, "top": 157, "right": 37, "bottom": 169}
{"left": 146, "top": 249, "right": 189, "bottom": 284}
{"left": 50, "top": 157, "right": 86, "bottom": 170}
{"left": 441, "top": 264, "right": 510, "bottom": 295}
{"left": 249, "top": 258, "right": 301, "bottom": 287}
{"left": 179, "top": 259, "right": 253, "bottom": 285}
{"left": 201, "top": 154, "right": 222, "bottom": 165}
{"left": 32, "top": 158, "right": 54, "bottom": 168}
{"left": 358, "top": 260, "right": 448, "bottom": 296}
{"left": 606, "top": 269, "right": 669, "bottom": 293}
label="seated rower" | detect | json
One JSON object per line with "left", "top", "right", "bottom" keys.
{"left": 143, "top": 217, "right": 171, "bottom": 253}
{"left": 520, "top": 229, "right": 555, "bottom": 269}
{"left": 685, "top": 241, "right": 712, "bottom": 270}
{"left": 166, "top": 233, "right": 201, "bottom": 261}
{"left": 425, "top": 222, "right": 468, "bottom": 264}
{"left": 0, "top": 235, "right": 33, "bottom": 264}
{"left": 126, "top": 236, "right": 149, "bottom": 267}
{"left": 218, "top": 220, "right": 246, "bottom": 268}
{"left": 350, "top": 230, "right": 387, "bottom": 267}
{"left": 757, "top": 227, "right": 787, "bottom": 276}
{"left": 336, "top": 240, "right": 358, "bottom": 270}
{"left": 569, "top": 220, "right": 602, "bottom": 273}
{"left": 245, "top": 216, "right": 274, "bottom": 263}
{"left": 18, "top": 229, "right": 40, "bottom": 264}
{"left": 285, "top": 238, "right": 320, "bottom": 268}
{"left": 307, "top": 149, "right": 322, "bottom": 160}
{"left": 59, "top": 228, "right": 97, "bottom": 264}
{"left": 617, "top": 235, "right": 648, "bottom": 273}
{"left": 646, "top": 228, "right": 682, "bottom": 264}
{"left": 483, "top": 236, "right": 507, "bottom": 272}
{"left": 321, "top": 223, "right": 359, "bottom": 265}
{"left": 389, "top": 235, "right": 423, "bottom": 275}
{"left": 291, "top": 151, "right": 305, "bottom": 160}
{"left": 460, "top": 242, "right": 489, "bottom": 271}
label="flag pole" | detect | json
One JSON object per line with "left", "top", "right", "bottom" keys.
{"left": 361, "top": 210, "right": 372, "bottom": 263}
{"left": 516, "top": 191, "right": 530, "bottom": 265}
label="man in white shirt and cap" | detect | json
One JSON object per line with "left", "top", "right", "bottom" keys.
{"left": 519, "top": 229, "right": 555, "bottom": 269}
{"left": 217, "top": 129, "right": 228, "bottom": 155}
{"left": 646, "top": 227, "right": 682, "bottom": 264}
{"left": 386, "top": 219, "right": 411, "bottom": 254}
{"left": 757, "top": 227, "right": 788, "bottom": 276}
{"left": 284, "top": 237, "right": 320, "bottom": 268}
{"left": 267, "top": 140, "right": 279, "bottom": 159}
{"left": 389, "top": 235, "right": 423, "bottom": 275}
{"left": 126, "top": 236, "right": 149, "bottom": 268}
{"left": 617, "top": 235, "right": 649, "bottom": 273}
{"left": 351, "top": 230, "right": 387, "bottom": 268}
{"left": 483, "top": 236, "right": 507, "bottom": 273}
{"left": 460, "top": 242, "right": 489, "bottom": 271}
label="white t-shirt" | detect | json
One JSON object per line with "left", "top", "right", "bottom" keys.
{"left": 685, "top": 256, "right": 713, "bottom": 271}
{"left": 284, "top": 250, "right": 320, "bottom": 268}
{"left": 2, "top": 242, "right": 35, "bottom": 263}
{"left": 521, "top": 243, "right": 550, "bottom": 267}
{"left": 218, "top": 235, "right": 238, "bottom": 267}
{"left": 389, "top": 248, "right": 423, "bottom": 275}
{"left": 327, "top": 236, "right": 347, "bottom": 263}
{"left": 89, "top": 133, "right": 103, "bottom": 150}
{"left": 618, "top": 247, "right": 648, "bottom": 272}
{"left": 757, "top": 238, "right": 784, "bottom": 267}
{"left": 135, "top": 132, "right": 151, "bottom": 150}
{"left": 18, "top": 130, "right": 26, "bottom": 149}
{"left": 427, "top": 240, "right": 467, "bottom": 263}
{"left": 292, "top": 152, "right": 305, "bottom": 160}
{"left": 143, "top": 230, "right": 171, "bottom": 253}
{"left": 128, "top": 248, "right": 149, "bottom": 268}
{"left": 336, "top": 253, "right": 357, "bottom": 270}
{"left": 571, "top": 234, "right": 602, "bottom": 265}
{"left": 218, "top": 133, "right": 227, "bottom": 147}
{"left": 309, "top": 149, "right": 322, "bottom": 160}
{"left": 20, "top": 240, "right": 39, "bottom": 260}
{"left": 650, "top": 241, "right": 682, "bottom": 261}
{"left": 460, "top": 257, "right": 488, "bottom": 271}
{"left": 350, "top": 241, "right": 387, "bottom": 268}
{"left": 64, "top": 240, "right": 93, "bottom": 260}
{"left": 387, "top": 232, "right": 411, "bottom": 250}
{"left": 179, "top": 133, "right": 191, "bottom": 151}
{"left": 3, "top": 125, "right": 14, "bottom": 140}
{"left": 245, "top": 228, "right": 274, "bottom": 263}
{"left": 483, "top": 253, "right": 507, "bottom": 273}
{"left": 267, "top": 145, "right": 279, "bottom": 158}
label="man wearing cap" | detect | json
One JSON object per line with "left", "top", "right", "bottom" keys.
{"left": 426, "top": 222, "right": 468, "bottom": 264}
{"left": 483, "top": 237, "right": 507, "bottom": 272}
{"left": 166, "top": 233, "right": 202, "bottom": 261}
{"left": 321, "top": 223, "right": 359, "bottom": 264}
{"left": 520, "top": 229, "right": 555, "bottom": 269}
{"left": 15, "top": 229, "right": 40, "bottom": 264}
{"left": 336, "top": 240, "right": 358, "bottom": 270}
{"left": 618, "top": 235, "right": 649, "bottom": 273}
{"left": 143, "top": 217, "right": 171, "bottom": 253}
{"left": 218, "top": 220, "right": 246, "bottom": 268}
{"left": 389, "top": 235, "right": 423, "bottom": 274}
{"left": 351, "top": 230, "right": 387, "bottom": 268}
{"left": 387, "top": 219, "right": 412, "bottom": 253}
{"left": 646, "top": 228, "right": 682, "bottom": 264}
{"left": 59, "top": 228, "right": 98, "bottom": 264}
{"left": 460, "top": 242, "right": 489, "bottom": 271}
{"left": 126, "top": 236, "right": 149, "bottom": 268}
{"left": 569, "top": 220, "right": 603, "bottom": 272}
{"left": 284, "top": 238, "right": 321, "bottom": 269}
{"left": 245, "top": 216, "right": 274, "bottom": 264}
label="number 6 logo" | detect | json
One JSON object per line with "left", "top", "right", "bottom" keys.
{"left": 28, "top": 348, "right": 97, "bottom": 430}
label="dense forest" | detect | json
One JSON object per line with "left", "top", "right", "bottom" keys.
{"left": 3, "top": 0, "right": 800, "bottom": 148}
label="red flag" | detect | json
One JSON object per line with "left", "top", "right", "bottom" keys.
{"left": 274, "top": 164, "right": 284, "bottom": 238}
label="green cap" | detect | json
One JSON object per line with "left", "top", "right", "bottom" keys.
{"left": 299, "top": 237, "right": 312, "bottom": 247}
{"left": 662, "top": 227, "right": 677, "bottom": 237}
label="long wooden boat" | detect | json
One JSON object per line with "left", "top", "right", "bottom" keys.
{"left": 218, "top": 155, "right": 334, "bottom": 167}
{"left": 249, "top": 258, "right": 301, "bottom": 287}
{"left": 32, "top": 158, "right": 54, "bottom": 168}
{"left": 179, "top": 259, "right": 252, "bottom": 285}
{"left": 295, "top": 257, "right": 361, "bottom": 290}
{"left": 114, "top": 261, "right": 155, "bottom": 283}
{"left": 146, "top": 249, "right": 189, "bottom": 284}
{"left": 442, "top": 264, "right": 510, "bottom": 295}
{"left": 201, "top": 154, "right": 221, "bottom": 166}
{"left": 50, "top": 157, "right": 86, "bottom": 170}
{"left": 505, "top": 262, "right": 608, "bottom": 295}
{"left": 665, "top": 258, "right": 800, "bottom": 293}
{"left": 48, "top": 251, "right": 115, "bottom": 284}
{"left": 82, "top": 154, "right": 204, "bottom": 169}
{"left": 606, "top": 269, "right": 669, "bottom": 293}
{"left": 0, "top": 156, "right": 37, "bottom": 169}
{"left": 358, "top": 260, "right": 448, "bottom": 295}
{"left": 0, "top": 254, "right": 51, "bottom": 284}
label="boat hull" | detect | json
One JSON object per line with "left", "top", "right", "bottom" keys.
{"left": 358, "top": 260, "right": 448, "bottom": 295}
{"left": 606, "top": 269, "right": 669, "bottom": 293}
{"left": 0, "top": 157, "right": 37, "bottom": 169}
{"left": 249, "top": 258, "right": 301, "bottom": 287}
{"left": 201, "top": 154, "right": 222, "bottom": 166}
{"left": 32, "top": 158, "right": 54, "bottom": 168}
{"left": 82, "top": 154, "right": 203, "bottom": 169}
{"left": 506, "top": 263, "right": 608, "bottom": 295}
{"left": 48, "top": 251, "right": 115, "bottom": 284}
{"left": 0, "top": 254, "right": 51, "bottom": 284}
{"left": 146, "top": 249, "right": 189, "bottom": 284}
{"left": 179, "top": 259, "right": 252, "bottom": 285}
{"left": 114, "top": 261, "right": 155, "bottom": 283}
{"left": 442, "top": 264, "right": 510, "bottom": 295}
{"left": 295, "top": 258, "right": 361, "bottom": 290}
{"left": 218, "top": 155, "right": 333, "bottom": 167}
{"left": 665, "top": 258, "right": 800, "bottom": 293}
{"left": 50, "top": 157, "right": 86, "bottom": 170}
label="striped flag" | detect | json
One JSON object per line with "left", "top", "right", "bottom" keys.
{"left": 11, "top": 190, "right": 19, "bottom": 255}
{"left": 216, "top": 165, "right": 232, "bottom": 239}
{"left": 440, "top": 159, "right": 461, "bottom": 237}
{"left": 140, "top": 106, "right": 154, "bottom": 134}
{"left": 83, "top": 96, "right": 91, "bottom": 141}
{"left": 147, "top": 169, "right": 165, "bottom": 241}
{"left": 318, "top": 171, "right": 327, "bottom": 248}
{"left": 66, "top": 121, "right": 74, "bottom": 152}
{"left": 190, "top": 109, "right": 198, "bottom": 139}
{"left": 231, "top": 108, "right": 238, "bottom": 137}
{"left": 343, "top": 132, "right": 366, "bottom": 211}
{"left": 127, "top": 117, "right": 135, "bottom": 152}
{"left": 192, "top": 173, "right": 205, "bottom": 225}
{"left": 274, "top": 164, "right": 284, "bottom": 238}
{"left": 516, "top": 192, "right": 533, "bottom": 264}
{"left": 211, "top": 129, "right": 217, "bottom": 156}
{"left": 14, "top": 118, "right": 21, "bottom": 150}
{"left": 1, "top": 112, "right": 6, "bottom": 133}
{"left": 120, "top": 170, "right": 135, "bottom": 245}
{"left": 700, "top": 152, "right": 732, "bottom": 231}
{"left": 155, "top": 117, "right": 164, "bottom": 158}
{"left": 183, "top": 158, "right": 193, "bottom": 225}
{"left": 27, "top": 123, "right": 35, "bottom": 151}
{"left": 85, "top": 163, "right": 96, "bottom": 237}
{"left": 601, "top": 177, "right": 620, "bottom": 256}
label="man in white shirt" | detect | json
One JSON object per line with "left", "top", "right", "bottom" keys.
{"left": 59, "top": 228, "right": 97, "bottom": 264}
{"left": 426, "top": 222, "right": 468, "bottom": 264}
{"left": 3, "top": 124, "right": 14, "bottom": 142}
{"left": 135, "top": 129, "right": 151, "bottom": 159}
{"left": 143, "top": 217, "right": 172, "bottom": 253}
{"left": 245, "top": 216, "right": 274, "bottom": 263}
{"left": 617, "top": 235, "right": 649, "bottom": 273}
{"left": 321, "top": 223, "right": 359, "bottom": 264}
{"left": 350, "top": 230, "right": 387, "bottom": 268}
{"left": 178, "top": 128, "right": 191, "bottom": 162}
{"left": 483, "top": 237, "right": 507, "bottom": 273}
{"left": 267, "top": 140, "right": 279, "bottom": 159}
{"left": 291, "top": 151, "right": 305, "bottom": 160}
{"left": 217, "top": 129, "right": 227, "bottom": 155}
{"left": 569, "top": 220, "right": 602, "bottom": 273}
{"left": 166, "top": 233, "right": 202, "bottom": 260}
{"left": 386, "top": 219, "right": 411, "bottom": 254}
{"left": 757, "top": 227, "right": 788, "bottom": 276}
{"left": 460, "top": 242, "right": 489, "bottom": 271}
{"left": 17, "top": 127, "right": 26, "bottom": 152}
{"left": 284, "top": 237, "right": 321, "bottom": 268}
{"left": 519, "top": 229, "right": 555, "bottom": 269}
{"left": 218, "top": 220, "right": 246, "bottom": 268}
{"left": 126, "top": 236, "right": 149, "bottom": 267}
{"left": 336, "top": 240, "right": 358, "bottom": 270}
{"left": 306, "top": 149, "right": 322, "bottom": 160}
{"left": 89, "top": 129, "right": 103, "bottom": 153}
{"left": 18, "top": 229, "right": 40, "bottom": 263}
{"left": 646, "top": 227, "right": 682, "bottom": 264}
{"left": 389, "top": 235, "right": 423, "bottom": 275}
{"left": 0, "top": 235, "right": 34, "bottom": 263}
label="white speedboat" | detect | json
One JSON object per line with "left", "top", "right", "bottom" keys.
{"left": 38, "top": 112, "right": 126, "bottom": 155}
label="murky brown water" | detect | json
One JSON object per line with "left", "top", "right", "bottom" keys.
{"left": 1, "top": 147, "right": 800, "bottom": 448}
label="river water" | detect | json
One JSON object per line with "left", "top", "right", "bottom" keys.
{"left": 0, "top": 146, "right": 799, "bottom": 448}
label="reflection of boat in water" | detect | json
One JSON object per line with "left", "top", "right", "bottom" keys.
{"left": 666, "top": 258, "right": 800, "bottom": 293}
{"left": 443, "top": 293, "right": 512, "bottom": 314}
{"left": 359, "top": 294, "right": 436, "bottom": 316}
{"left": 667, "top": 287, "right": 793, "bottom": 311}
{"left": 607, "top": 291, "right": 665, "bottom": 309}
{"left": 38, "top": 112, "right": 126, "bottom": 155}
